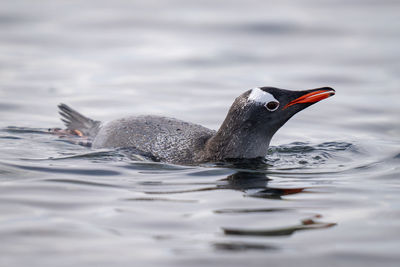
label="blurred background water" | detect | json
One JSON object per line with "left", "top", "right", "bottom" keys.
{"left": 0, "top": 0, "right": 400, "bottom": 266}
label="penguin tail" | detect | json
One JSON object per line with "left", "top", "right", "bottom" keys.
{"left": 57, "top": 103, "right": 101, "bottom": 138}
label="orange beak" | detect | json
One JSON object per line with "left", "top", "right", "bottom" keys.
{"left": 283, "top": 88, "right": 335, "bottom": 109}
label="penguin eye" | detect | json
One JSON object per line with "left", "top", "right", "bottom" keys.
{"left": 265, "top": 101, "right": 279, "bottom": 111}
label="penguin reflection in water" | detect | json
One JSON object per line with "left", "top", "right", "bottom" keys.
{"left": 52, "top": 87, "right": 335, "bottom": 165}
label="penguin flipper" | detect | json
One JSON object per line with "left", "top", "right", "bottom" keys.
{"left": 57, "top": 103, "right": 101, "bottom": 137}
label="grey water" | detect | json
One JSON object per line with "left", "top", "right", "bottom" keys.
{"left": 1, "top": 0, "right": 400, "bottom": 266}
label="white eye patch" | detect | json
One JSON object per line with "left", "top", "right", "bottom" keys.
{"left": 248, "top": 87, "right": 278, "bottom": 104}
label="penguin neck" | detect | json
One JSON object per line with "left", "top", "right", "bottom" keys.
{"left": 201, "top": 114, "right": 273, "bottom": 162}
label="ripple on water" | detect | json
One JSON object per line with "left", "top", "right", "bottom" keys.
{"left": 266, "top": 141, "right": 362, "bottom": 172}
{"left": 223, "top": 215, "right": 337, "bottom": 237}
{"left": 5, "top": 162, "right": 122, "bottom": 176}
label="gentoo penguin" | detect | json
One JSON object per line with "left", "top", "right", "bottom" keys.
{"left": 55, "top": 87, "right": 335, "bottom": 165}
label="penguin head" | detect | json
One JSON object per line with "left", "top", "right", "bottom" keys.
{"left": 240, "top": 86, "right": 336, "bottom": 135}
{"left": 242, "top": 87, "right": 335, "bottom": 133}
{"left": 213, "top": 86, "right": 335, "bottom": 159}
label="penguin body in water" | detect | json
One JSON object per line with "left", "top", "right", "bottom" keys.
{"left": 56, "top": 87, "right": 335, "bottom": 165}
